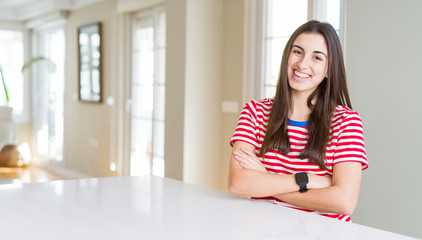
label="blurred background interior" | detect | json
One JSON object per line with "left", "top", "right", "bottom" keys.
{"left": 0, "top": 0, "right": 421, "bottom": 238}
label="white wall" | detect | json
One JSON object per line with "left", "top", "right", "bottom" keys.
{"left": 64, "top": 0, "right": 119, "bottom": 177}
{"left": 220, "top": 0, "right": 246, "bottom": 191}
{"left": 183, "top": 0, "right": 223, "bottom": 189}
{"left": 345, "top": 0, "right": 422, "bottom": 238}
{"left": 164, "top": 0, "right": 186, "bottom": 180}
{"left": 164, "top": 0, "right": 224, "bottom": 190}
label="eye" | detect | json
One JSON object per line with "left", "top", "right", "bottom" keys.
{"left": 292, "top": 49, "right": 302, "bottom": 55}
{"left": 314, "top": 55, "right": 324, "bottom": 61}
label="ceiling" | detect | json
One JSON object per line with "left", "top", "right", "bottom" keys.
{"left": 0, "top": 0, "right": 38, "bottom": 7}
{"left": 0, "top": 0, "right": 104, "bottom": 21}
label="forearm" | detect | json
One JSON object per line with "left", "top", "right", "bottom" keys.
{"left": 229, "top": 168, "right": 299, "bottom": 197}
{"left": 229, "top": 141, "right": 302, "bottom": 197}
{"left": 274, "top": 184, "right": 359, "bottom": 215}
{"left": 229, "top": 141, "right": 331, "bottom": 197}
{"left": 229, "top": 144, "right": 363, "bottom": 215}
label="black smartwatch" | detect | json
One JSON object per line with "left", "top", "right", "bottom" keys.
{"left": 295, "top": 172, "right": 309, "bottom": 193}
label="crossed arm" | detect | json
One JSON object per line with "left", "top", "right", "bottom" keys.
{"left": 228, "top": 141, "right": 363, "bottom": 215}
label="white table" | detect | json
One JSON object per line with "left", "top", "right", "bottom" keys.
{"left": 0, "top": 176, "right": 417, "bottom": 239}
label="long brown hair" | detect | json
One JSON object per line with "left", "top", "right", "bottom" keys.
{"left": 259, "top": 20, "right": 351, "bottom": 170}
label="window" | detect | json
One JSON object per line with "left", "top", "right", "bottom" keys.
{"left": 129, "top": 6, "right": 166, "bottom": 177}
{"left": 313, "top": 0, "right": 342, "bottom": 35}
{"left": 258, "top": 0, "right": 343, "bottom": 99}
{"left": 0, "top": 30, "right": 24, "bottom": 115}
{"left": 32, "top": 27, "right": 65, "bottom": 161}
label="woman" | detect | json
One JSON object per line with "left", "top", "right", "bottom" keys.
{"left": 228, "top": 20, "right": 368, "bottom": 222}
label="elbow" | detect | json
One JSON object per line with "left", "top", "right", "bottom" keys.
{"left": 228, "top": 167, "right": 261, "bottom": 197}
{"left": 228, "top": 172, "right": 250, "bottom": 196}
{"left": 330, "top": 186, "right": 359, "bottom": 215}
{"left": 228, "top": 183, "right": 238, "bottom": 195}
{"left": 228, "top": 177, "right": 242, "bottom": 195}
{"left": 228, "top": 167, "right": 244, "bottom": 195}
{"left": 228, "top": 182, "right": 247, "bottom": 196}
{"left": 336, "top": 198, "right": 358, "bottom": 215}
{"left": 339, "top": 204, "right": 356, "bottom": 216}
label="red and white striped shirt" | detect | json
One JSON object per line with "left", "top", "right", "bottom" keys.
{"left": 230, "top": 98, "right": 368, "bottom": 222}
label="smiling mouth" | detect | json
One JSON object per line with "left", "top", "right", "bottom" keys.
{"left": 294, "top": 70, "right": 310, "bottom": 78}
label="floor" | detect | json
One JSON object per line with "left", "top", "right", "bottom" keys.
{"left": 0, "top": 165, "right": 66, "bottom": 185}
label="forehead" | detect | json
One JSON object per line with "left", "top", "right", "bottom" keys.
{"left": 292, "top": 33, "right": 328, "bottom": 53}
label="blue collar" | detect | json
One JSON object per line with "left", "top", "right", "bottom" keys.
{"left": 288, "top": 119, "right": 308, "bottom": 127}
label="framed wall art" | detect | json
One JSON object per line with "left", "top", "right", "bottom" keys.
{"left": 78, "top": 22, "right": 102, "bottom": 103}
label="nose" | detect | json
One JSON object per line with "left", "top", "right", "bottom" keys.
{"left": 297, "top": 56, "right": 310, "bottom": 70}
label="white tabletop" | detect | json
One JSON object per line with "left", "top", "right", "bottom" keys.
{"left": 0, "top": 176, "right": 417, "bottom": 240}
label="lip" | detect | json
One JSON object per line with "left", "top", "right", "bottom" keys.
{"left": 291, "top": 69, "right": 311, "bottom": 82}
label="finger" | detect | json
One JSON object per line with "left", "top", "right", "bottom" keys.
{"left": 239, "top": 160, "right": 248, "bottom": 168}
{"left": 234, "top": 154, "right": 253, "bottom": 168}
{"left": 237, "top": 156, "right": 256, "bottom": 168}
{"left": 240, "top": 147, "right": 255, "bottom": 157}
{"left": 237, "top": 156, "right": 251, "bottom": 166}
{"left": 234, "top": 150, "right": 248, "bottom": 159}
{"left": 241, "top": 149, "right": 261, "bottom": 164}
{"left": 240, "top": 150, "right": 260, "bottom": 164}
{"left": 241, "top": 157, "right": 261, "bottom": 169}
{"left": 235, "top": 150, "right": 262, "bottom": 169}
{"left": 233, "top": 154, "right": 243, "bottom": 163}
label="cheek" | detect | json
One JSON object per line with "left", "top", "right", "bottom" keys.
{"left": 287, "top": 58, "right": 297, "bottom": 75}
{"left": 286, "top": 61, "right": 293, "bottom": 73}
{"left": 287, "top": 54, "right": 296, "bottom": 67}
{"left": 316, "top": 63, "right": 328, "bottom": 78}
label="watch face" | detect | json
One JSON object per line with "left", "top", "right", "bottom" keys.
{"left": 295, "top": 172, "right": 309, "bottom": 184}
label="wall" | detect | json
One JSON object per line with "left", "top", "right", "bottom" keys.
{"left": 164, "top": 0, "right": 186, "bottom": 180}
{"left": 345, "top": 0, "right": 422, "bottom": 238}
{"left": 63, "top": 0, "right": 119, "bottom": 177}
{"left": 220, "top": 0, "right": 246, "bottom": 190}
{"left": 183, "top": 0, "right": 224, "bottom": 189}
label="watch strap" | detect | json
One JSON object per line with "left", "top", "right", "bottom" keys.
{"left": 295, "top": 172, "right": 309, "bottom": 193}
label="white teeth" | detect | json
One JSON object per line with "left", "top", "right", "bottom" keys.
{"left": 294, "top": 71, "right": 310, "bottom": 78}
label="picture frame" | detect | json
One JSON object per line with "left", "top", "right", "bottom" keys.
{"left": 78, "top": 22, "right": 102, "bottom": 103}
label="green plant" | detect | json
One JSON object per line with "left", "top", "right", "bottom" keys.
{"left": 0, "top": 56, "right": 48, "bottom": 103}
{"left": 21, "top": 56, "right": 47, "bottom": 72}
{"left": 0, "top": 64, "right": 8, "bottom": 102}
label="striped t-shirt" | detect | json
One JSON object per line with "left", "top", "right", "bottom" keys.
{"left": 230, "top": 98, "right": 368, "bottom": 222}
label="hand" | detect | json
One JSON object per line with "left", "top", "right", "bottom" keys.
{"left": 307, "top": 174, "right": 332, "bottom": 189}
{"left": 233, "top": 147, "right": 267, "bottom": 173}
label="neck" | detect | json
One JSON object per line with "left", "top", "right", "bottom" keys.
{"left": 290, "top": 91, "right": 313, "bottom": 121}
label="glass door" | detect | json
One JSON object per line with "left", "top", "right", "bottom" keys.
{"left": 33, "top": 27, "right": 65, "bottom": 162}
{"left": 130, "top": 6, "right": 166, "bottom": 177}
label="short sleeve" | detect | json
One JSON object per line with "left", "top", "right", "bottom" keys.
{"left": 333, "top": 113, "right": 368, "bottom": 170}
{"left": 230, "top": 102, "right": 259, "bottom": 148}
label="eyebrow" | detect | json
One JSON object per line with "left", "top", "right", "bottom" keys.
{"left": 292, "top": 45, "right": 327, "bottom": 58}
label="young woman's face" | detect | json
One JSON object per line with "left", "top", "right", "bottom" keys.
{"left": 287, "top": 32, "right": 328, "bottom": 96}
